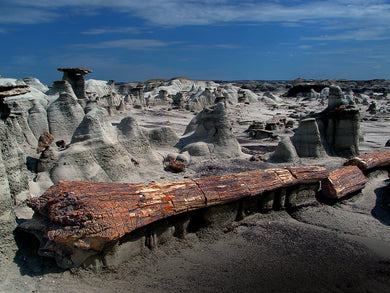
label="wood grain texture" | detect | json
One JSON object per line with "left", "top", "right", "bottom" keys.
{"left": 26, "top": 166, "right": 329, "bottom": 252}
{"left": 321, "top": 166, "right": 367, "bottom": 199}
{"left": 344, "top": 150, "right": 390, "bottom": 170}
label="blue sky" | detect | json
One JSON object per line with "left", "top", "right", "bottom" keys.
{"left": 1, "top": 0, "right": 389, "bottom": 84}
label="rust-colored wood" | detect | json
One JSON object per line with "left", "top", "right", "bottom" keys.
{"left": 288, "top": 166, "right": 329, "bottom": 183}
{"left": 344, "top": 150, "right": 390, "bottom": 170}
{"left": 157, "top": 180, "right": 206, "bottom": 212}
{"left": 194, "top": 174, "right": 250, "bottom": 205}
{"left": 25, "top": 166, "right": 330, "bottom": 254}
{"left": 321, "top": 166, "right": 367, "bottom": 199}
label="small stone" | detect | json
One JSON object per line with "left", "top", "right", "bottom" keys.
{"left": 168, "top": 158, "right": 186, "bottom": 172}
{"left": 37, "top": 131, "right": 54, "bottom": 153}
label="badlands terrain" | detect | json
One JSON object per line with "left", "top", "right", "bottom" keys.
{"left": 0, "top": 70, "right": 390, "bottom": 292}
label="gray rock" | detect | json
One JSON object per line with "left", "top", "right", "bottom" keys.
{"left": 37, "top": 147, "right": 58, "bottom": 172}
{"left": 291, "top": 118, "right": 326, "bottom": 158}
{"left": 324, "top": 108, "right": 360, "bottom": 157}
{"left": 22, "top": 77, "right": 49, "bottom": 93}
{"left": 181, "top": 142, "right": 211, "bottom": 157}
{"left": 177, "top": 103, "right": 242, "bottom": 159}
{"left": 71, "top": 107, "right": 114, "bottom": 143}
{"left": 47, "top": 92, "right": 85, "bottom": 142}
{"left": 144, "top": 126, "right": 179, "bottom": 148}
{"left": 28, "top": 100, "right": 49, "bottom": 139}
{"left": 270, "top": 137, "right": 299, "bottom": 163}
{"left": 117, "top": 116, "right": 161, "bottom": 166}
{"left": 327, "top": 85, "right": 348, "bottom": 110}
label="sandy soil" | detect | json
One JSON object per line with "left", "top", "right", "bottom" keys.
{"left": 1, "top": 98, "right": 390, "bottom": 293}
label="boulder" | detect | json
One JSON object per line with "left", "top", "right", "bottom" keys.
{"left": 144, "top": 126, "right": 179, "bottom": 148}
{"left": 37, "top": 131, "right": 54, "bottom": 153}
{"left": 270, "top": 137, "right": 299, "bottom": 163}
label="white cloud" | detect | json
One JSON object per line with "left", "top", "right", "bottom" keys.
{"left": 302, "top": 28, "right": 390, "bottom": 41}
{"left": 185, "top": 44, "right": 245, "bottom": 50}
{"left": 3, "top": 1, "right": 390, "bottom": 27}
{"left": 72, "top": 38, "right": 244, "bottom": 51}
{"left": 81, "top": 27, "right": 142, "bottom": 35}
{"left": 73, "top": 39, "right": 175, "bottom": 50}
{"left": 0, "top": 6, "right": 58, "bottom": 24}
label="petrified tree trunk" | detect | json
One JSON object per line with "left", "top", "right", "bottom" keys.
{"left": 344, "top": 150, "right": 390, "bottom": 170}
{"left": 20, "top": 166, "right": 329, "bottom": 268}
{"left": 321, "top": 166, "right": 366, "bottom": 199}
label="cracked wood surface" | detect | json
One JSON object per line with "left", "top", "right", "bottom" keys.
{"left": 321, "top": 166, "right": 367, "bottom": 199}
{"left": 344, "top": 150, "right": 390, "bottom": 170}
{"left": 26, "top": 166, "right": 329, "bottom": 252}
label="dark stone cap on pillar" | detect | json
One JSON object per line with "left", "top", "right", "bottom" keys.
{"left": 57, "top": 67, "right": 93, "bottom": 74}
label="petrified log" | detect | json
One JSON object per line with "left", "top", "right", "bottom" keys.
{"left": 321, "top": 166, "right": 366, "bottom": 199}
{"left": 20, "top": 166, "right": 329, "bottom": 268}
{"left": 344, "top": 150, "right": 390, "bottom": 170}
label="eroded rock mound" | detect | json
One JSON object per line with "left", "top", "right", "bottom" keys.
{"left": 177, "top": 103, "right": 242, "bottom": 160}
{"left": 47, "top": 92, "right": 85, "bottom": 142}
{"left": 270, "top": 137, "right": 299, "bottom": 162}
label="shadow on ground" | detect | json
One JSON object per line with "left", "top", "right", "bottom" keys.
{"left": 13, "top": 228, "right": 64, "bottom": 276}
{"left": 372, "top": 180, "right": 390, "bottom": 226}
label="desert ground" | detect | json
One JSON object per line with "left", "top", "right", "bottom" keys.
{"left": 0, "top": 75, "right": 390, "bottom": 292}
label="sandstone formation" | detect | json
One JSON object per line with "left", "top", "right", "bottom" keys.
{"left": 314, "top": 86, "right": 360, "bottom": 157}
{"left": 270, "top": 137, "right": 299, "bottom": 163}
{"left": 50, "top": 112, "right": 161, "bottom": 184}
{"left": 71, "top": 106, "right": 115, "bottom": 143}
{"left": 58, "top": 67, "right": 92, "bottom": 100}
{"left": 28, "top": 100, "right": 49, "bottom": 139}
{"left": 289, "top": 85, "right": 360, "bottom": 159}
{"left": 144, "top": 126, "right": 180, "bottom": 148}
{"left": 177, "top": 103, "right": 242, "bottom": 159}
{"left": 291, "top": 118, "right": 326, "bottom": 158}
{"left": 47, "top": 92, "right": 85, "bottom": 142}
{"left": 327, "top": 85, "right": 348, "bottom": 110}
